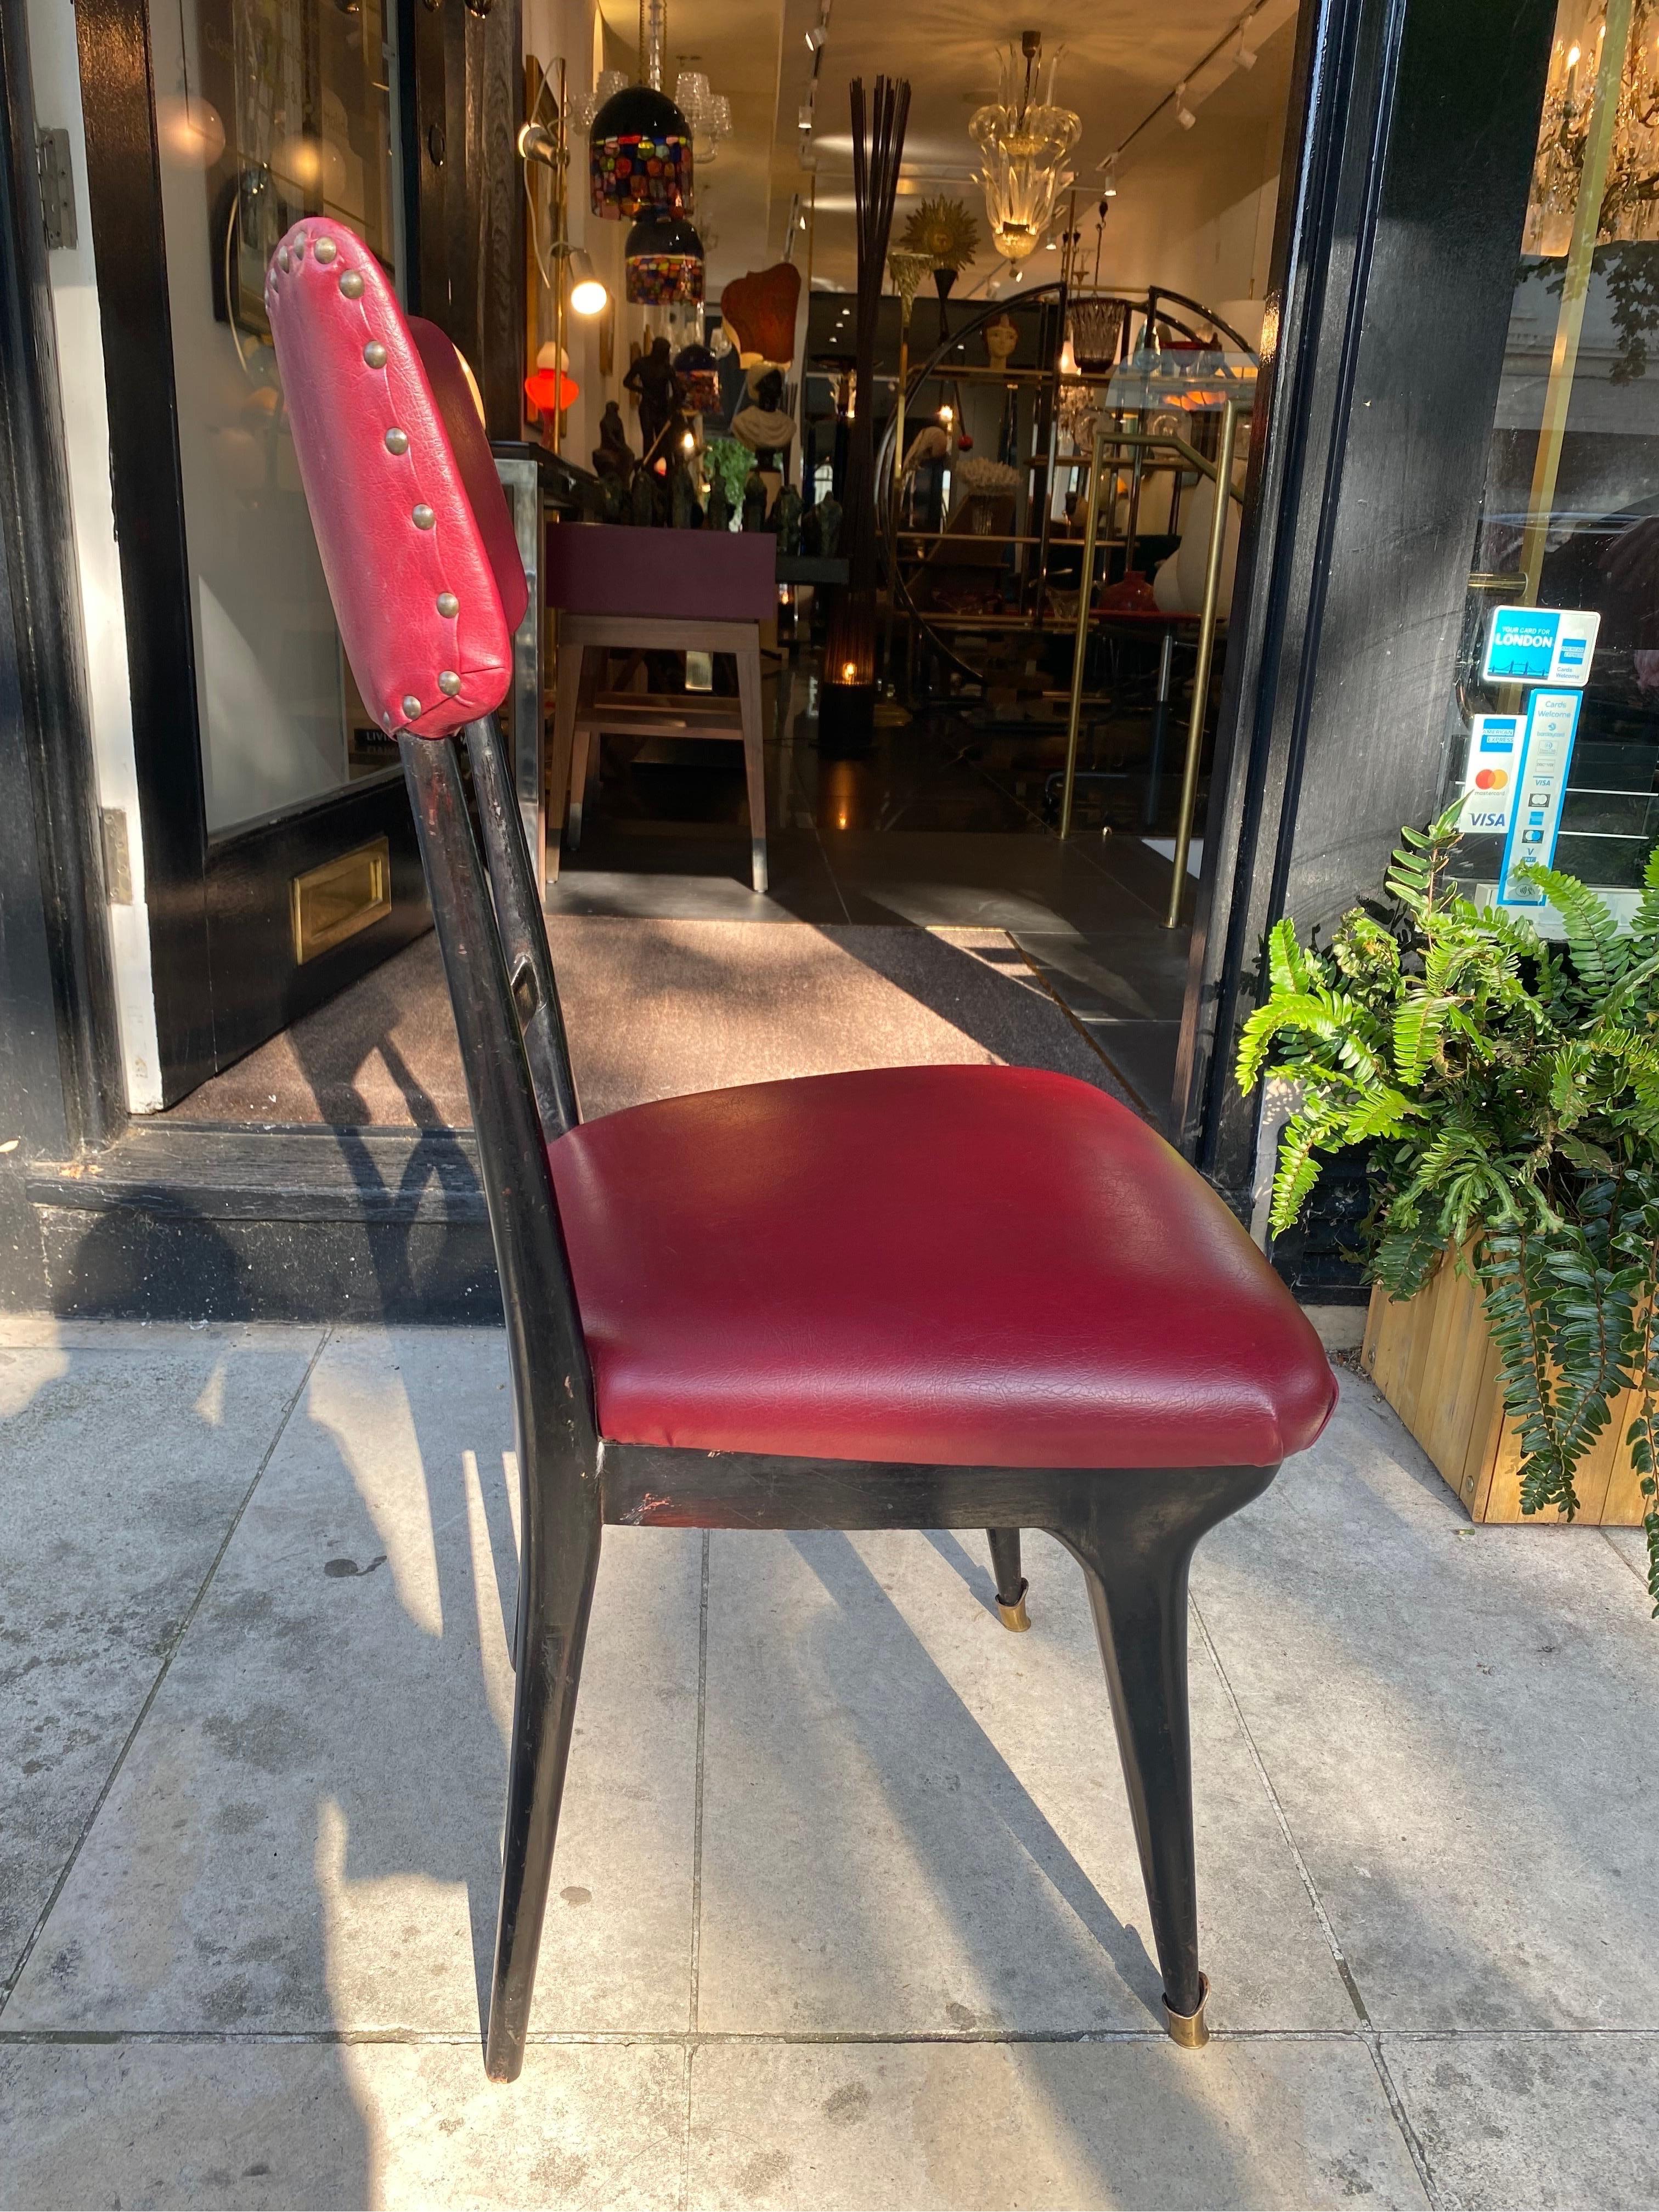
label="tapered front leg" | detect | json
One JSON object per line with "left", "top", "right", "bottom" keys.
{"left": 485, "top": 1471, "right": 602, "bottom": 2081}
{"left": 1048, "top": 1469, "right": 1271, "bottom": 2045}
{"left": 985, "top": 1526, "right": 1030, "bottom": 1631}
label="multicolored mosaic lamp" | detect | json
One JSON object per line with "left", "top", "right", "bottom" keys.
{"left": 589, "top": 0, "right": 692, "bottom": 220}
{"left": 624, "top": 210, "right": 704, "bottom": 304}
{"left": 672, "top": 341, "right": 723, "bottom": 414}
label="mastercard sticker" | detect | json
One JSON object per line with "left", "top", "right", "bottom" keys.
{"left": 1457, "top": 715, "right": 1521, "bottom": 835}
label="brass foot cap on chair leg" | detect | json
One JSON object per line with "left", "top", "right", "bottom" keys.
{"left": 995, "top": 1580, "right": 1031, "bottom": 1632}
{"left": 1163, "top": 1974, "right": 1210, "bottom": 2050}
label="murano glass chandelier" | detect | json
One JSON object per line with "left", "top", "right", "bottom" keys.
{"left": 625, "top": 209, "right": 706, "bottom": 303}
{"left": 1525, "top": 1, "right": 1659, "bottom": 256}
{"left": 969, "top": 32, "right": 1080, "bottom": 263}
{"left": 589, "top": 0, "right": 692, "bottom": 220}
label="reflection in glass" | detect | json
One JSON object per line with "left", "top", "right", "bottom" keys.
{"left": 1448, "top": 0, "right": 1659, "bottom": 917}
{"left": 155, "top": 0, "right": 400, "bottom": 832}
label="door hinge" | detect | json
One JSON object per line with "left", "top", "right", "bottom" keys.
{"left": 37, "top": 128, "right": 77, "bottom": 252}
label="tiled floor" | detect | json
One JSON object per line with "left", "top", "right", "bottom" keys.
{"left": 4, "top": 1321, "right": 1656, "bottom": 2208}
{"left": 544, "top": 671, "right": 1188, "bottom": 1121}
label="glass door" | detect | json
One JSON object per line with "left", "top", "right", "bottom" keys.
{"left": 84, "top": 0, "right": 433, "bottom": 1101}
{"left": 162, "top": 0, "right": 408, "bottom": 832}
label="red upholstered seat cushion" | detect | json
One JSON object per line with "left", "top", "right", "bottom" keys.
{"left": 548, "top": 1065, "right": 1336, "bottom": 1469}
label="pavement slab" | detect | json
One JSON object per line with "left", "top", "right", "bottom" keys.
{"left": 0, "top": 1332, "right": 320, "bottom": 1993}
{"left": 1384, "top": 2030, "right": 1659, "bottom": 2210}
{"left": 695, "top": 1526, "right": 1352, "bottom": 2036}
{"left": 0, "top": 2038, "right": 685, "bottom": 2210}
{"left": 1194, "top": 1373, "right": 1659, "bottom": 2031}
{"left": 684, "top": 2036, "right": 1430, "bottom": 2210}
{"left": 4, "top": 1328, "right": 702, "bottom": 2036}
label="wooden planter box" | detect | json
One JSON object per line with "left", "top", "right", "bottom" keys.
{"left": 1362, "top": 1256, "right": 1647, "bottom": 1525}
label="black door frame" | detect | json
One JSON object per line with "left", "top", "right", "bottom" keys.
{"left": 1176, "top": 0, "right": 1558, "bottom": 1204}
{"left": 0, "top": 0, "right": 126, "bottom": 1304}
{"left": 71, "top": 0, "right": 524, "bottom": 1106}
{"left": 0, "top": 0, "right": 126, "bottom": 1162}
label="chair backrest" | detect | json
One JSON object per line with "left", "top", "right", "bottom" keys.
{"left": 269, "top": 219, "right": 599, "bottom": 1479}
{"left": 264, "top": 217, "right": 522, "bottom": 737}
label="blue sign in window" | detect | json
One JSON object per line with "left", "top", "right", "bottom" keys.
{"left": 1486, "top": 609, "right": 1559, "bottom": 680}
{"left": 1481, "top": 607, "right": 1600, "bottom": 688}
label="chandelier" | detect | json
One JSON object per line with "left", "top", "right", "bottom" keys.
{"left": 578, "top": 69, "right": 628, "bottom": 132}
{"left": 674, "top": 67, "right": 734, "bottom": 164}
{"left": 969, "top": 32, "right": 1080, "bottom": 263}
{"left": 1525, "top": 2, "right": 1659, "bottom": 256}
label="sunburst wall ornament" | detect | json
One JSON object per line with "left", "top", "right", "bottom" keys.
{"left": 900, "top": 197, "right": 981, "bottom": 344}
{"left": 899, "top": 196, "right": 980, "bottom": 273}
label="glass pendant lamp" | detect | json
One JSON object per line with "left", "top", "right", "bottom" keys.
{"left": 969, "top": 32, "right": 1080, "bottom": 263}
{"left": 625, "top": 210, "right": 705, "bottom": 303}
{"left": 589, "top": 0, "right": 693, "bottom": 219}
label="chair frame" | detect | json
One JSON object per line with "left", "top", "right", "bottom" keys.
{"left": 402, "top": 715, "right": 1278, "bottom": 2083}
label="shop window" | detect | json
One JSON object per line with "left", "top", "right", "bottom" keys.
{"left": 1447, "top": 0, "right": 1659, "bottom": 922}
{"left": 154, "top": 0, "right": 403, "bottom": 831}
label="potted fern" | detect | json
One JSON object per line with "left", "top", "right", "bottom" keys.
{"left": 1237, "top": 805, "right": 1659, "bottom": 1608}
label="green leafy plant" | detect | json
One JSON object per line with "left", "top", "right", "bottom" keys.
{"left": 1236, "top": 805, "right": 1659, "bottom": 1609}
{"left": 703, "top": 437, "right": 753, "bottom": 519}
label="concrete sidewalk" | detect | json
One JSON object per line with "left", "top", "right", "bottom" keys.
{"left": 1, "top": 1317, "right": 1655, "bottom": 2209}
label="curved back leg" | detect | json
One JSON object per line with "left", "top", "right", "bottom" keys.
{"left": 485, "top": 1471, "right": 602, "bottom": 2080}
{"left": 399, "top": 732, "right": 603, "bottom": 2083}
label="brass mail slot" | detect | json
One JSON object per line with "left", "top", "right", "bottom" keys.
{"left": 290, "top": 836, "right": 392, "bottom": 964}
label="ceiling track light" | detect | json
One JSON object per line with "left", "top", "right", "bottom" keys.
{"left": 1233, "top": 26, "right": 1257, "bottom": 68}
{"left": 1174, "top": 82, "right": 1197, "bottom": 128}
{"left": 804, "top": 24, "right": 826, "bottom": 52}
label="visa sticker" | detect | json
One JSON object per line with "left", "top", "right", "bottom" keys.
{"left": 1457, "top": 714, "right": 1521, "bottom": 834}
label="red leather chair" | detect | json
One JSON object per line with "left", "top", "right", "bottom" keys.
{"left": 266, "top": 219, "right": 1337, "bottom": 2083}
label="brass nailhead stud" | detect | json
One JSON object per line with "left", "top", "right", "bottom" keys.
{"left": 385, "top": 427, "right": 410, "bottom": 455}
{"left": 411, "top": 504, "right": 435, "bottom": 529}
{"left": 436, "top": 591, "right": 459, "bottom": 618}
{"left": 401, "top": 694, "right": 422, "bottom": 719}
{"left": 314, "top": 237, "right": 337, "bottom": 263}
{"left": 293, "top": 239, "right": 306, "bottom": 261}
{"left": 278, "top": 248, "right": 292, "bottom": 272}
{"left": 338, "top": 270, "right": 365, "bottom": 298}
{"left": 438, "top": 670, "right": 461, "bottom": 695}
{"left": 363, "top": 341, "right": 387, "bottom": 368}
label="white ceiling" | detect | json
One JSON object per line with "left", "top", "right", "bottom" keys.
{"left": 598, "top": 0, "right": 1300, "bottom": 301}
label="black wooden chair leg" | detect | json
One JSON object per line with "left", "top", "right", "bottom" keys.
{"left": 986, "top": 1526, "right": 1030, "bottom": 1631}
{"left": 1051, "top": 1500, "right": 1212, "bottom": 2045}
{"left": 484, "top": 1493, "right": 602, "bottom": 2082}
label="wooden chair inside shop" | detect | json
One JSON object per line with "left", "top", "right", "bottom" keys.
{"left": 266, "top": 218, "right": 1339, "bottom": 2082}
{"left": 542, "top": 523, "right": 775, "bottom": 896}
